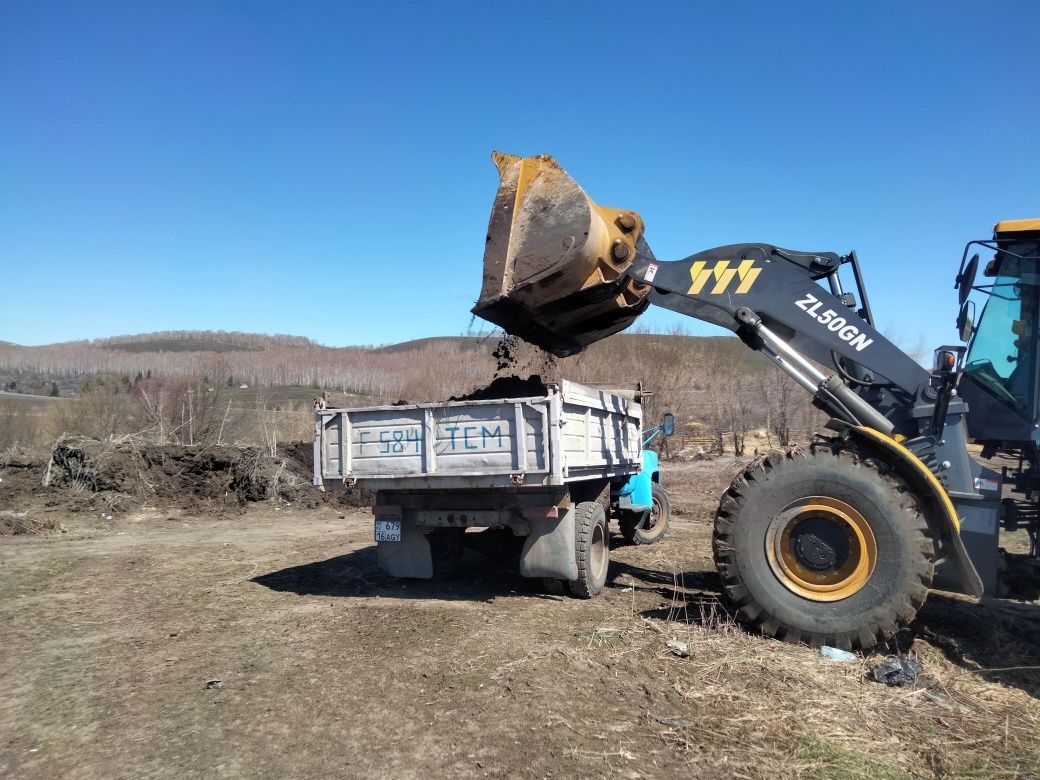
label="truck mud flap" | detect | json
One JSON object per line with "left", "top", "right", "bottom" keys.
{"left": 377, "top": 514, "right": 433, "bottom": 579}
{"left": 519, "top": 506, "right": 579, "bottom": 581}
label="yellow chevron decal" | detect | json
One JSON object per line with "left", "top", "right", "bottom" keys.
{"left": 687, "top": 259, "right": 761, "bottom": 295}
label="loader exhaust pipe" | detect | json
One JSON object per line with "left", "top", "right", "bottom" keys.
{"left": 472, "top": 152, "right": 653, "bottom": 357}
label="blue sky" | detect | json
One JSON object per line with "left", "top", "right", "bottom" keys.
{"left": 2, "top": 1, "right": 1037, "bottom": 348}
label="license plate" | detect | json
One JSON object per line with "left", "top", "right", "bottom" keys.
{"left": 375, "top": 519, "right": 402, "bottom": 542}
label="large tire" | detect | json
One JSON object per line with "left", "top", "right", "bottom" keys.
{"left": 620, "top": 482, "right": 671, "bottom": 545}
{"left": 568, "top": 501, "right": 610, "bottom": 598}
{"left": 713, "top": 443, "right": 936, "bottom": 651}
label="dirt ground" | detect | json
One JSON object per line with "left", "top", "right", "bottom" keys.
{"left": 2, "top": 458, "right": 1039, "bottom": 779}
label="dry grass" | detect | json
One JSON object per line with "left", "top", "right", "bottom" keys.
{"left": 2, "top": 444, "right": 1037, "bottom": 778}
{"left": 577, "top": 559, "right": 1040, "bottom": 779}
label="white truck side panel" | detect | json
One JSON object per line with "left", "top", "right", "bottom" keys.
{"left": 315, "top": 380, "right": 641, "bottom": 491}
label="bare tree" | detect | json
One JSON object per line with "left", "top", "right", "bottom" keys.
{"left": 763, "top": 366, "right": 795, "bottom": 447}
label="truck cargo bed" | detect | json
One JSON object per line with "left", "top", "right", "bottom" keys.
{"left": 314, "top": 380, "right": 642, "bottom": 491}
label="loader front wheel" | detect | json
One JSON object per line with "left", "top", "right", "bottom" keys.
{"left": 713, "top": 444, "right": 935, "bottom": 651}
{"left": 569, "top": 501, "right": 609, "bottom": 598}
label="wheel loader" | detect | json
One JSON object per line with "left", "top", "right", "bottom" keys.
{"left": 472, "top": 151, "right": 1040, "bottom": 650}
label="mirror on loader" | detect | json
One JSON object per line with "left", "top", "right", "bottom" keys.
{"left": 957, "top": 300, "right": 974, "bottom": 342}
{"left": 954, "top": 252, "right": 979, "bottom": 342}
{"left": 957, "top": 253, "right": 979, "bottom": 306}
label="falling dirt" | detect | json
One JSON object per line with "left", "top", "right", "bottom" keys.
{"left": 491, "top": 334, "right": 520, "bottom": 374}
{"left": 492, "top": 334, "right": 559, "bottom": 381}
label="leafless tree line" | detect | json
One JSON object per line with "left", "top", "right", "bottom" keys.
{"left": 67, "top": 330, "right": 318, "bottom": 350}
{"left": 0, "top": 331, "right": 827, "bottom": 457}
{"left": 0, "top": 338, "right": 492, "bottom": 399}
{"left": 1, "top": 378, "right": 314, "bottom": 453}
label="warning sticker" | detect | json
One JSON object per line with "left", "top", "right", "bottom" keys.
{"left": 973, "top": 477, "right": 1000, "bottom": 493}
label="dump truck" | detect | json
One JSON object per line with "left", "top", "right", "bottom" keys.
{"left": 471, "top": 151, "right": 1040, "bottom": 650}
{"left": 314, "top": 379, "right": 673, "bottom": 596}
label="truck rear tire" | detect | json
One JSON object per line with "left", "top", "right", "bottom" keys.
{"left": 713, "top": 444, "right": 936, "bottom": 651}
{"left": 568, "top": 501, "right": 609, "bottom": 598}
{"left": 620, "top": 482, "right": 671, "bottom": 545}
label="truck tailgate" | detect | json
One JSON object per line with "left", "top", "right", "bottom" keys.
{"left": 314, "top": 380, "right": 641, "bottom": 491}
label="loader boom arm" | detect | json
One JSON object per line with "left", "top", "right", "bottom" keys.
{"left": 625, "top": 242, "right": 932, "bottom": 433}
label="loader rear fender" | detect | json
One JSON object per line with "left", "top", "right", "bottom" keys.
{"left": 846, "top": 426, "right": 983, "bottom": 598}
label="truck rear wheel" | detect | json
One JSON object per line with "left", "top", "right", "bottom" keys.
{"left": 569, "top": 501, "right": 609, "bottom": 598}
{"left": 713, "top": 444, "right": 936, "bottom": 651}
{"left": 620, "top": 482, "right": 671, "bottom": 545}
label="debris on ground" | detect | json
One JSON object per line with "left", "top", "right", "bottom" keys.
{"left": 870, "top": 654, "right": 924, "bottom": 686}
{"left": 820, "top": 646, "right": 858, "bottom": 662}
{"left": 0, "top": 510, "right": 64, "bottom": 536}
{"left": 654, "top": 716, "right": 695, "bottom": 728}
{"left": 2, "top": 458, "right": 1038, "bottom": 778}
{"left": 666, "top": 639, "right": 690, "bottom": 658}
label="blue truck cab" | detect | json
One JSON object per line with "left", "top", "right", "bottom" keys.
{"left": 615, "top": 448, "right": 659, "bottom": 511}
{"left": 611, "top": 413, "right": 674, "bottom": 545}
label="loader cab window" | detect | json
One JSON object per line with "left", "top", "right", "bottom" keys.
{"left": 964, "top": 252, "right": 1039, "bottom": 414}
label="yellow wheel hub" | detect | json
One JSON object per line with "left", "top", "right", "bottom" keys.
{"left": 765, "top": 497, "right": 877, "bottom": 602}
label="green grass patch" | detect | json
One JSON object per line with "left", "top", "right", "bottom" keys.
{"left": 795, "top": 738, "right": 911, "bottom": 780}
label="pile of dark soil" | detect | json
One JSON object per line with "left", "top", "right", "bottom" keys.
{"left": 280, "top": 440, "right": 375, "bottom": 509}
{"left": 47, "top": 438, "right": 289, "bottom": 506}
{"left": 450, "top": 374, "right": 550, "bottom": 402}
{"left": 491, "top": 335, "right": 521, "bottom": 373}
{"left": 0, "top": 450, "right": 47, "bottom": 509}
{"left": 0, "top": 437, "right": 373, "bottom": 513}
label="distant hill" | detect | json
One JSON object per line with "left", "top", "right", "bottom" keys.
{"left": 91, "top": 330, "right": 322, "bottom": 353}
{"left": 104, "top": 337, "right": 263, "bottom": 354}
{"left": 373, "top": 336, "right": 490, "bottom": 354}
{"left": 0, "top": 328, "right": 773, "bottom": 408}
{"left": 8, "top": 329, "right": 762, "bottom": 364}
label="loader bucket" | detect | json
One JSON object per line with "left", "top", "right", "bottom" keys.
{"left": 472, "top": 152, "right": 652, "bottom": 357}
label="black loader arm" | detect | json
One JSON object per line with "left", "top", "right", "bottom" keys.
{"left": 629, "top": 242, "right": 928, "bottom": 394}
{"left": 627, "top": 240, "right": 932, "bottom": 434}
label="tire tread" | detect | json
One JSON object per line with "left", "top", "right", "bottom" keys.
{"left": 713, "top": 441, "right": 936, "bottom": 651}
{"left": 569, "top": 501, "right": 608, "bottom": 598}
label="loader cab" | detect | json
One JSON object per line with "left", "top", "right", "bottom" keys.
{"left": 957, "top": 220, "right": 1040, "bottom": 442}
